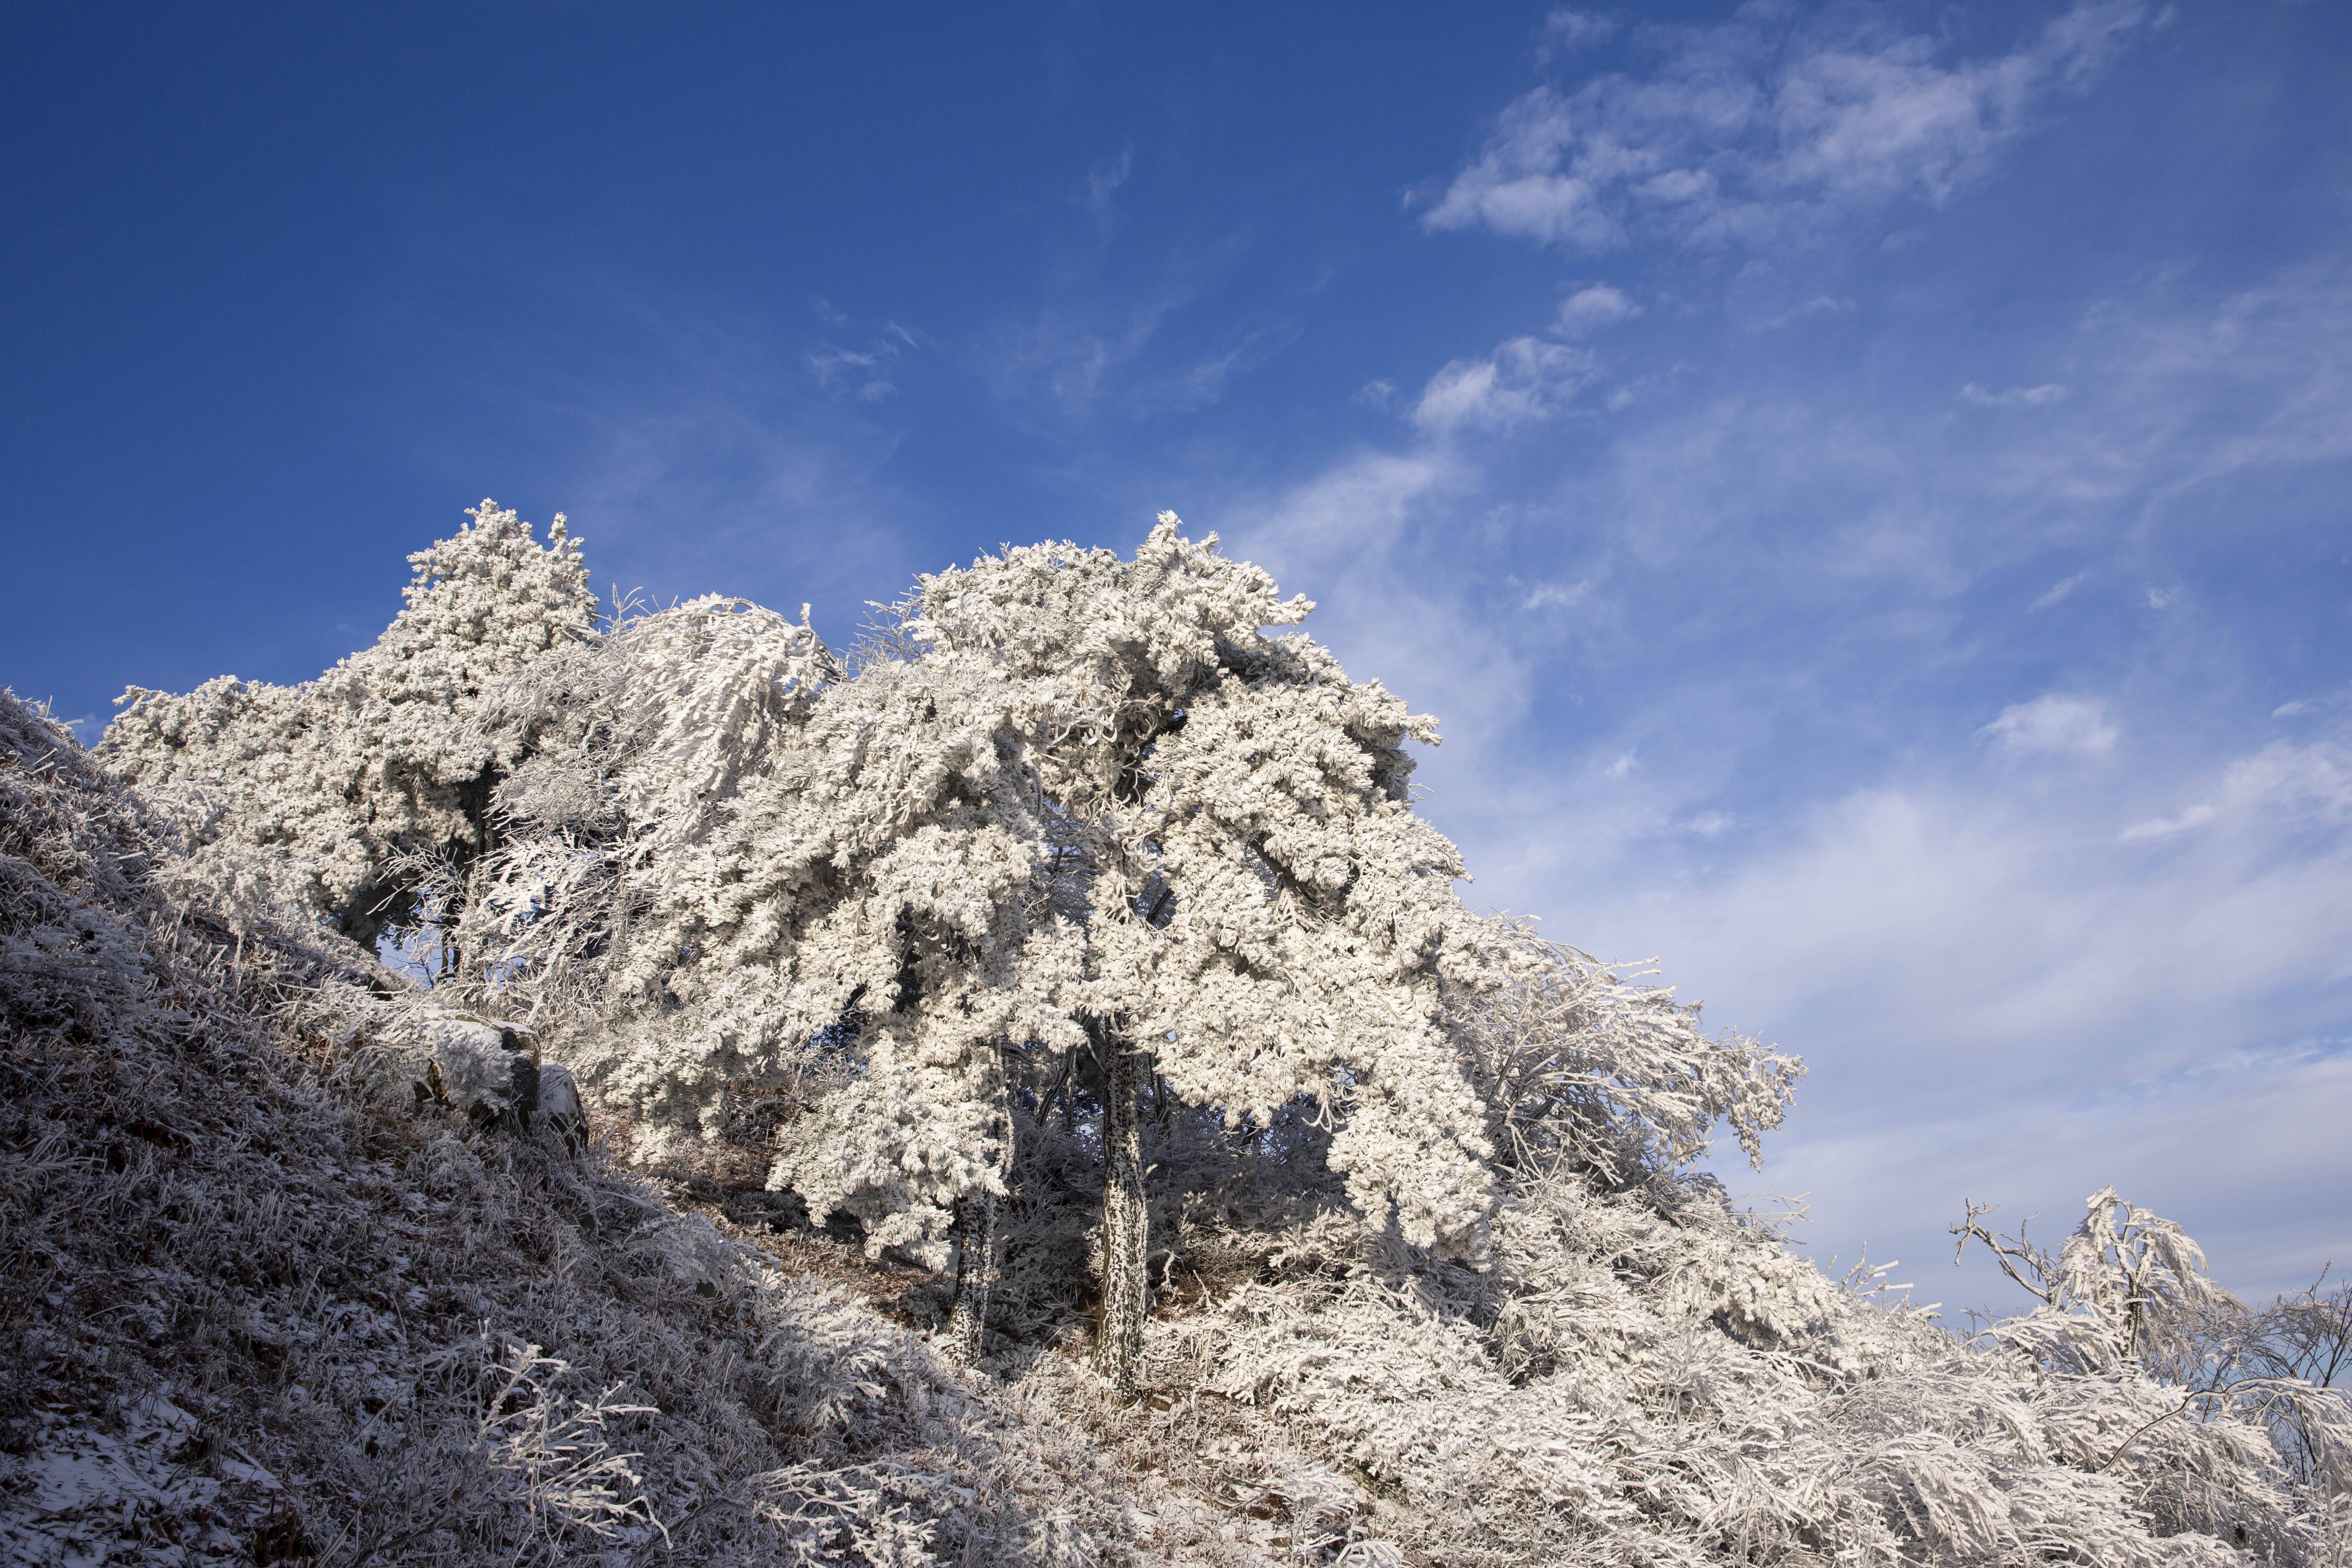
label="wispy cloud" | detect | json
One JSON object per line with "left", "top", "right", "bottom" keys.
{"left": 1962, "top": 381, "right": 2067, "bottom": 408}
{"left": 1979, "top": 694, "right": 2119, "bottom": 757}
{"left": 1424, "top": 1, "right": 2154, "bottom": 254}
{"left": 982, "top": 231, "right": 1285, "bottom": 420}
{"left": 807, "top": 308, "right": 923, "bottom": 402}
{"left": 2069, "top": 267, "right": 2352, "bottom": 492}
{"left": 1539, "top": 9, "right": 1619, "bottom": 60}
{"left": 1085, "top": 147, "right": 1134, "bottom": 235}
{"left": 1524, "top": 578, "right": 1591, "bottom": 610}
{"left": 2122, "top": 738, "right": 2352, "bottom": 842}
{"left": 2029, "top": 570, "right": 2089, "bottom": 610}
{"left": 1589, "top": 775, "right": 2352, "bottom": 1299}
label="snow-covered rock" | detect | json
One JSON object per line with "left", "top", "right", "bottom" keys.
{"left": 413, "top": 1008, "right": 539, "bottom": 1122}
{"left": 537, "top": 1060, "right": 585, "bottom": 1153}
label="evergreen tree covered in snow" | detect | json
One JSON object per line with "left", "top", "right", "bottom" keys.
{"left": 101, "top": 500, "right": 594, "bottom": 949}
{"left": 443, "top": 518, "right": 1513, "bottom": 1387}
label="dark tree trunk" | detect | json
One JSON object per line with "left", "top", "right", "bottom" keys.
{"left": 946, "top": 1189, "right": 996, "bottom": 1366}
{"left": 1096, "top": 1037, "right": 1149, "bottom": 1394}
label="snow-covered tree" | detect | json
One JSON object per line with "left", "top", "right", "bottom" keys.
{"left": 460, "top": 518, "right": 1508, "bottom": 1387}
{"left": 102, "top": 500, "right": 595, "bottom": 948}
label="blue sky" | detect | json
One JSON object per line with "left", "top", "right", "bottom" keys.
{"left": 7, "top": 1, "right": 2348, "bottom": 1306}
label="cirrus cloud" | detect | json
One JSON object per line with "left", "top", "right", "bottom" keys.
{"left": 1978, "top": 694, "right": 2119, "bottom": 757}
{"left": 1424, "top": 1, "right": 2154, "bottom": 255}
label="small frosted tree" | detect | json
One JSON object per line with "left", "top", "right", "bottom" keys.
{"left": 102, "top": 500, "right": 595, "bottom": 949}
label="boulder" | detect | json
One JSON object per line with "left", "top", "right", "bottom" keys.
{"left": 412, "top": 1009, "right": 539, "bottom": 1128}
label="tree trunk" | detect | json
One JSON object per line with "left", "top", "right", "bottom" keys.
{"left": 945, "top": 1190, "right": 996, "bottom": 1366}
{"left": 1096, "top": 1038, "right": 1149, "bottom": 1394}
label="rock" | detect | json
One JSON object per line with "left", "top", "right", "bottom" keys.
{"left": 410, "top": 1009, "right": 539, "bottom": 1128}
{"left": 537, "top": 1062, "right": 586, "bottom": 1155}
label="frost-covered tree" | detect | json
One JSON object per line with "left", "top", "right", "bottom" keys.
{"left": 102, "top": 501, "right": 595, "bottom": 948}
{"left": 460, "top": 519, "right": 1508, "bottom": 1387}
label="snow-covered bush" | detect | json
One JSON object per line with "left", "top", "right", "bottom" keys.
{"left": 1454, "top": 920, "right": 1805, "bottom": 1187}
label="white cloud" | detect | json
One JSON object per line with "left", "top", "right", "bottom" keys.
{"left": 1524, "top": 578, "right": 1591, "bottom": 610}
{"left": 807, "top": 313, "right": 925, "bottom": 403}
{"left": 2121, "top": 739, "right": 2352, "bottom": 842}
{"left": 1231, "top": 446, "right": 1450, "bottom": 564}
{"left": 1535, "top": 779, "right": 2352, "bottom": 1300}
{"left": 1961, "top": 381, "right": 2068, "bottom": 407}
{"left": 1554, "top": 283, "right": 1642, "bottom": 337}
{"left": 2230, "top": 740, "right": 2352, "bottom": 826}
{"left": 2029, "top": 570, "right": 2089, "bottom": 610}
{"left": 1685, "top": 810, "right": 1738, "bottom": 838}
{"left": 2067, "top": 267, "right": 2352, "bottom": 492}
{"left": 1978, "top": 694, "right": 2119, "bottom": 757}
{"left": 1355, "top": 378, "right": 1396, "bottom": 408}
{"left": 1539, "top": 9, "right": 1618, "bottom": 58}
{"left": 2274, "top": 699, "right": 2310, "bottom": 718}
{"left": 1424, "top": 103, "right": 1623, "bottom": 250}
{"left": 2145, "top": 586, "right": 2179, "bottom": 609}
{"left": 808, "top": 344, "right": 900, "bottom": 402}
{"left": 2118, "top": 802, "right": 2216, "bottom": 842}
{"left": 1424, "top": 2, "right": 2154, "bottom": 254}
{"left": 1412, "top": 337, "right": 1600, "bottom": 432}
